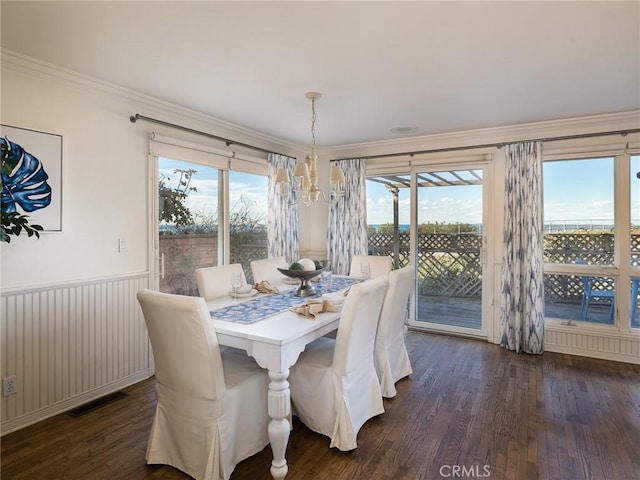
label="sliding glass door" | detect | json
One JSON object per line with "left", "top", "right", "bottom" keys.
{"left": 157, "top": 156, "right": 222, "bottom": 295}
{"left": 409, "top": 165, "right": 488, "bottom": 337}
{"left": 154, "top": 156, "right": 268, "bottom": 295}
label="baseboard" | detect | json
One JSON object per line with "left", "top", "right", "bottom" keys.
{"left": 0, "top": 371, "right": 151, "bottom": 436}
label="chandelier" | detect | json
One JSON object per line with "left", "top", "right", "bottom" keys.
{"left": 276, "top": 92, "right": 345, "bottom": 206}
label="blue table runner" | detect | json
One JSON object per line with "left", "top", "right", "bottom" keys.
{"left": 210, "top": 276, "right": 361, "bottom": 324}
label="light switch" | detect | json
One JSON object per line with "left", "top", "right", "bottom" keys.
{"left": 118, "top": 238, "right": 128, "bottom": 253}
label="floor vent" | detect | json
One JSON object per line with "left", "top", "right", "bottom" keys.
{"left": 68, "top": 391, "right": 128, "bottom": 417}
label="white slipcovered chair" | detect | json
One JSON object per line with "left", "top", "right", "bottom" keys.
{"left": 289, "top": 275, "right": 388, "bottom": 451}
{"left": 136, "top": 289, "right": 270, "bottom": 480}
{"left": 349, "top": 254, "right": 392, "bottom": 279}
{"left": 375, "top": 265, "right": 415, "bottom": 398}
{"left": 195, "top": 264, "right": 246, "bottom": 301}
{"left": 250, "top": 256, "right": 288, "bottom": 285}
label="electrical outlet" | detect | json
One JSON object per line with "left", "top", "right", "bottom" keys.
{"left": 3, "top": 376, "right": 16, "bottom": 396}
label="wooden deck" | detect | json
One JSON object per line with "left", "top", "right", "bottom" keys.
{"left": 416, "top": 296, "right": 482, "bottom": 329}
{"left": 417, "top": 295, "right": 640, "bottom": 330}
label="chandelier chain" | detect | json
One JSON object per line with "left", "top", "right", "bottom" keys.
{"left": 310, "top": 97, "right": 316, "bottom": 156}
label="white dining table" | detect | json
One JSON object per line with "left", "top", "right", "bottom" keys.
{"left": 207, "top": 284, "right": 343, "bottom": 480}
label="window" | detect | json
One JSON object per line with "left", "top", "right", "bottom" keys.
{"left": 229, "top": 170, "right": 268, "bottom": 283}
{"left": 543, "top": 154, "right": 638, "bottom": 329}
{"left": 543, "top": 157, "right": 614, "bottom": 265}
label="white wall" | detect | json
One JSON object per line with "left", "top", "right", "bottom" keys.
{"left": 1, "top": 66, "right": 149, "bottom": 287}
{"left": 297, "top": 166, "right": 331, "bottom": 260}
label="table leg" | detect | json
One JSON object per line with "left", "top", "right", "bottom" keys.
{"left": 267, "top": 369, "right": 290, "bottom": 480}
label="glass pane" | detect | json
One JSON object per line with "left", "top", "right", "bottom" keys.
{"left": 632, "top": 276, "right": 640, "bottom": 329}
{"left": 629, "top": 155, "right": 640, "bottom": 329}
{"left": 545, "top": 272, "right": 615, "bottom": 325}
{"left": 543, "top": 157, "right": 614, "bottom": 265}
{"left": 229, "top": 171, "right": 268, "bottom": 283}
{"left": 631, "top": 154, "right": 640, "bottom": 271}
{"left": 365, "top": 176, "right": 410, "bottom": 268}
{"left": 158, "top": 157, "right": 219, "bottom": 295}
{"left": 415, "top": 169, "right": 483, "bottom": 330}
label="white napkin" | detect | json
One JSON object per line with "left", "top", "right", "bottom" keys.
{"left": 321, "top": 287, "right": 351, "bottom": 306}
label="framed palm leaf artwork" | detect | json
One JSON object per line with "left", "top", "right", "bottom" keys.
{"left": 1, "top": 125, "right": 63, "bottom": 237}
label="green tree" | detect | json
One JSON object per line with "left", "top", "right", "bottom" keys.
{"left": 417, "top": 222, "right": 478, "bottom": 234}
{"left": 159, "top": 168, "right": 197, "bottom": 226}
{"left": 230, "top": 196, "right": 266, "bottom": 234}
{"left": 377, "top": 223, "right": 397, "bottom": 234}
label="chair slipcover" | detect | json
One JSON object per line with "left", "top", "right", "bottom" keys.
{"left": 250, "top": 256, "right": 288, "bottom": 285}
{"left": 375, "top": 265, "right": 415, "bottom": 398}
{"left": 195, "top": 264, "right": 246, "bottom": 301}
{"left": 136, "top": 289, "right": 270, "bottom": 480}
{"left": 349, "top": 255, "right": 392, "bottom": 279}
{"left": 289, "top": 276, "right": 388, "bottom": 451}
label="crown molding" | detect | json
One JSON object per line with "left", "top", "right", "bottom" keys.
{"left": 1, "top": 49, "right": 302, "bottom": 158}
{"left": 322, "top": 110, "right": 640, "bottom": 160}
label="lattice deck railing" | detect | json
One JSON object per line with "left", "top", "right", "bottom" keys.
{"left": 369, "top": 232, "right": 640, "bottom": 300}
{"left": 160, "top": 231, "right": 638, "bottom": 300}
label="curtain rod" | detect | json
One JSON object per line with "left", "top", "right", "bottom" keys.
{"left": 129, "top": 113, "right": 290, "bottom": 157}
{"left": 331, "top": 128, "right": 640, "bottom": 162}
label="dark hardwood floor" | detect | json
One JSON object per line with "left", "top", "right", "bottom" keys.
{"left": 2, "top": 331, "right": 639, "bottom": 480}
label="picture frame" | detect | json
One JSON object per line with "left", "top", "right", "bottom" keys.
{"left": 1, "top": 124, "right": 63, "bottom": 232}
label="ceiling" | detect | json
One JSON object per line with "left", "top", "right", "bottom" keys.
{"left": 1, "top": 1, "right": 639, "bottom": 149}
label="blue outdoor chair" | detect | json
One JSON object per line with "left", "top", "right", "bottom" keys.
{"left": 576, "top": 259, "right": 615, "bottom": 323}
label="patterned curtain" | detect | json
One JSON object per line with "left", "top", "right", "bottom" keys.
{"left": 326, "top": 158, "right": 367, "bottom": 275}
{"left": 267, "top": 153, "right": 300, "bottom": 264}
{"left": 500, "top": 141, "right": 545, "bottom": 354}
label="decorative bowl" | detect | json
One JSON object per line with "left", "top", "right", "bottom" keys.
{"left": 277, "top": 267, "right": 324, "bottom": 297}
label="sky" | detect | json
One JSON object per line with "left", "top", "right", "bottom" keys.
{"left": 545, "top": 156, "right": 639, "bottom": 225}
{"left": 368, "top": 156, "right": 640, "bottom": 226}
{"left": 159, "top": 155, "right": 640, "bottom": 227}
{"left": 366, "top": 178, "right": 483, "bottom": 226}
{"left": 159, "top": 158, "right": 268, "bottom": 224}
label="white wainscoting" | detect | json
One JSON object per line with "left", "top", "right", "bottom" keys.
{"left": 544, "top": 324, "right": 640, "bottom": 364}
{"left": 1, "top": 273, "right": 151, "bottom": 434}
{"left": 490, "top": 325, "right": 640, "bottom": 364}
